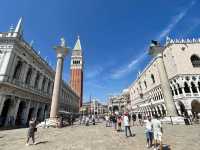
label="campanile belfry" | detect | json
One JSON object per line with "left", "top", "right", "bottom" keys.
{"left": 70, "top": 36, "right": 83, "bottom": 108}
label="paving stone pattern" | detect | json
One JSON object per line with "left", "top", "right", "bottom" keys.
{"left": 0, "top": 122, "right": 199, "bottom": 150}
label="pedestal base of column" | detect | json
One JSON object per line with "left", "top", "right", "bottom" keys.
{"left": 161, "top": 116, "right": 185, "bottom": 125}
{"left": 43, "top": 118, "right": 61, "bottom": 128}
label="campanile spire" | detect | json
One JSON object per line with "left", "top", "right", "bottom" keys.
{"left": 70, "top": 36, "right": 84, "bottom": 108}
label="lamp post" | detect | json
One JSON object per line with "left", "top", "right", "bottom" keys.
{"left": 50, "top": 37, "right": 68, "bottom": 126}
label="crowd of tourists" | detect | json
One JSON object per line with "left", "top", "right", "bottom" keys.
{"left": 104, "top": 112, "right": 135, "bottom": 137}
{"left": 79, "top": 114, "right": 99, "bottom": 126}
{"left": 104, "top": 112, "right": 164, "bottom": 150}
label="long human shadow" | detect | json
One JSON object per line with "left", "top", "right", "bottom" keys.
{"left": 35, "top": 141, "right": 49, "bottom": 145}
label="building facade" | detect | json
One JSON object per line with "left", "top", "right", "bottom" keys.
{"left": 0, "top": 18, "right": 79, "bottom": 127}
{"left": 82, "top": 100, "right": 108, "bottom": 115}
{"left": 70, "top": 36, "right": 84, "bottom": 108}
{"left": 108, "top": 89, "right": 130, "bottom": 113}
{"left": 128, "top": 37, "right": 200, "bottom": 118}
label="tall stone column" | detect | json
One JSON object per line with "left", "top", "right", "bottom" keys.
{"left": 50, "top": 38, "right": 68, "bottom": 121}
{"left": 149, "top": 42, "right": 178, "bottom": 117}
{"left": 30, "top": 69, "right": 37, "bottom": 88}
{"left": 0, "top": 95, "right": 6, "bottom": 116}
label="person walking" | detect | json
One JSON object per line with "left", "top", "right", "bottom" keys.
{"left": 138, "top": 113, "right": 143, "bottom": 126}
{"left": 112, "top": 114, "right": 117, "bottom": 130}
{"left": 117, "top": 115, "right": 122, "bottom": 132}
{"left": 85, "top": 115, "right": 90, "bottom": 126}
{"left": 123, "top": 112, "right": 132, "bottom": 137}
{"left": 132, "top": 113, "right": 137, "bottom": 126}
{"left": 152, "top": 115, "right": 163, "bottom": 150}
{"left": 92, "top": 115, "right": 95, "bottom": 125}
{"left": 145, "top": 116, "right": 153, "bottom": 148}
{"left": 105, "top": 114, "right": 109, "bottom": 127}
{"left": 26, "top": 118, "right": 37, "bottom": 146}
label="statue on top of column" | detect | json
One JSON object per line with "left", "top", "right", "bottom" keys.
{"left": 60, "top": 37, "right": 66, "bottom": 47}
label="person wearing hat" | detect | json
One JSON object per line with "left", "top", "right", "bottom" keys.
{"left": 123, "top": 112, "right": 132, "bottom": 137}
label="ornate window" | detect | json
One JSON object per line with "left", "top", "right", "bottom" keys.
{"left": 144, "top": 81, "right": 147, "bottom": 88}
{"left": 151, "top": 74, "right": 155, "bottom": 84}
{"left": 174, "top": 86, "right": 178, "bottom": 95}
{"left": 13, "top": 61, "right": 23, "bottom": 80}
{"left": 184, "top": 82, "right": 190, "bottom": 93}
{"left": 191, "top": 54, "right": 200, "bottom": 67}
{"left": 177, "top": 83, "right": 182, "bottom": 94}
{"left": 191, "top": 82, "right": 198, "bottom": 93}
{"left": 25, "top": 68, "right": 32, "bottom": 85}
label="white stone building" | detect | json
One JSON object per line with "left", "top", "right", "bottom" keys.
{"left": 129, "top": 37, "right": 200, "bottom": 118}
{"left": 82, "top": 100, "right": 108, "bottom": 115}
{"left": 0, "top": 18, "right": 79, "bottom": 127}
{"left": 108, "top": 89, "right": 130, "bottom": 113}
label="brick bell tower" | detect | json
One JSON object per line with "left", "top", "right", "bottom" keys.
{"left": 70, "top": 36, "right": 83, "bottom": 108}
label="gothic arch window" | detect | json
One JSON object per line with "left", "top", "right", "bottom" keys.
{"left": 139, "top": 82, "right": 142, "bottom": 90}
{"left": 25, "top": 68, "right": 32, "bottom": 85}
{"left": 191, "top": 82, "right": 198, "bottom": 93}
{"left": 191, "top": 54, "right": 200, "bottom": 67}
{"left": 151, "top": 74, "right": 155, "bottom": 84}
{"left": 144, "top": 81, "right": 147, "bottom": 88}
{"left": 13, "top": 61, "right": 23, "bottom": 80}
{"left": 34, "top": 72, "right": 40, "bottom": 89}
{"left": 177, "top": 83, "right": 183, "bottom": 94}
{"left": 184, "top": 82, "right": 190, "bottom": 93}
{"left": 174, "top": 86, "right": 178, "bottom": 95}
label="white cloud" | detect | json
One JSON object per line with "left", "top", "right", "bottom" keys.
{"left": 157, "top": 0, "right": 196, "bottom": 40}
{"left": 110, "top": 51, "right": 147, "bottom": 79}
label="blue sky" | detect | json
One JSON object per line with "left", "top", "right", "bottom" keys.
{"left": 0, "top": 0, "right": 200, "bottom": 103}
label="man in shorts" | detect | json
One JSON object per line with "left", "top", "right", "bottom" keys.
{"left": 152, "top": 115, "right": 163, "bottom": 150}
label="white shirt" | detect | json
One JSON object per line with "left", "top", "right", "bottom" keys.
{"left": 152, "top": 119, "right": 162, "bottom": 133}
{"left": 145, "top": 120, "right": 152, "bottom": 132}
{"left": 123, "top": 115, "right": 130, "bottom": 126}
{"left": 105, "top": 116, "right": 109, "bottom": 121}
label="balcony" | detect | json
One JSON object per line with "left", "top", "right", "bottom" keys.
{"left": 0, "top": 77, "right": 51, "bottom": 98}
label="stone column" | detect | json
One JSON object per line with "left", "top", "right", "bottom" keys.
{"left": 30, "top": 69, "right": 37, "bottom": 88}
{"left": 44, "top": 79, "right": 49, "bottom": 93}
{"left": 13, "top": 98, "right": 21, "bottom": 126}
{"left": 156, "top": 55, "right": 178, "bottom": 116}
{"left": 22, "top": 63, "right": 30, "bottom": 83}
{"left": 0, "top": 95, "right": 6, "bottom": 116}
{"left": 50, "top": 38, "right": 68, "bottom": 121}
{"left": 149, "top": 43, "right": 178, "bottom": 117}
{"left": 38, "top": 74, "right": 44, "bottom": 90}
{"left": 8, "top": 55, "right": 18, "bottom": 79}
{"left": 189, "top": 84, "right": 193, "bottom": 96}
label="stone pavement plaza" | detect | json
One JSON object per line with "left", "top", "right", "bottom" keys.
{"left": 0, "top": 122, "right": 199, "bottom": 150}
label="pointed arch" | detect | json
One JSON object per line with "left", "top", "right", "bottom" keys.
{"left": 191, "top": 54, "right": 200, "bottom": 67}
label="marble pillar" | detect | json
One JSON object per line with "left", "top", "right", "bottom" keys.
{"left": 50, "top": 38, "right": 68, "bottom": 122}
{"left": 149, "top": 43, "right": 178, "bottom": 117}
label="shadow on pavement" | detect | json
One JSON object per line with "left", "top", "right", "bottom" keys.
{"left": 35, "top": 141, "right": 49, "bottom": 145}
{"left": 158, "top": 144, "right": 171, "bottom": 150}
